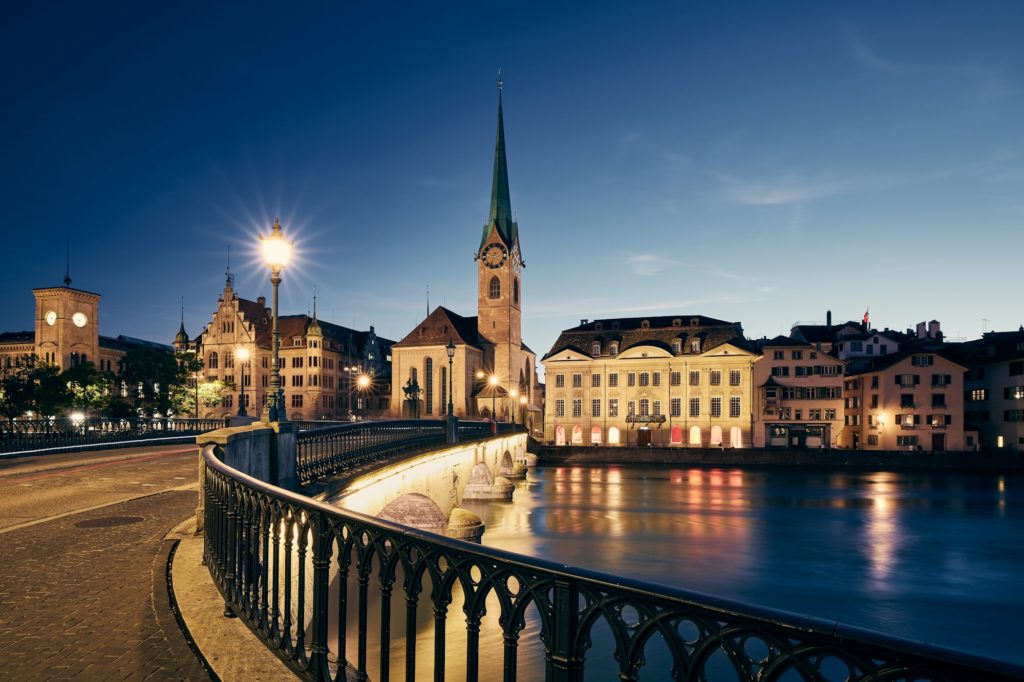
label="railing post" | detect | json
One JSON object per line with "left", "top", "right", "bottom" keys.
{"left": 547, "top": 578, "right": 582, "bottom": 682}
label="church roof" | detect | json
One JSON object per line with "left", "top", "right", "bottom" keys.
{"left": 479, "top": 87, "right": 519, "bottom": 254}
{"left": 393, "top": 306, "right": 482, "bottom": 350}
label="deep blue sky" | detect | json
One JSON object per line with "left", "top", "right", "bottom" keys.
{"left": 4, "top": 1, "right": 1023, "bottom": 361}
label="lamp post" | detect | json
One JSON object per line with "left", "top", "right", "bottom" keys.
{"left": 520, "top": 394, "right": 528, "bottom": 427}
{"left": 260, "top": 219, "right": 292, "bottom": 422}
{"left": 345, "top": 365, "right": 359, "bottom": 420}
{"left": 236, "top": 347, "right": 250, "bottom": 417}
{"left": 445, "top": 340, "right": 455, "bottom": 418}
{"left": 357, "top": 373, "right": 370, "bottom": 420}
{"left": 488, "top": 374, "right": 499, "bottom": 421}
{"left": 510, "top": 388, "right": 518, "bottom": 424}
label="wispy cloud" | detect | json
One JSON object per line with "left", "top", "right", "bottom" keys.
{"left": 530, "top": 293, "right": 772, "bottom": 319}
{"left": 625, "top": 254, "right": 679, "bottom": 276}
{"left": 717, "top": 172, "right": 850, "bottom": 206}
{"left": 842, "top": 26, "right": 920, "bottom": 75}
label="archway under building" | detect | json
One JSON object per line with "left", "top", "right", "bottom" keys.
{"left": 608, "top": 427, "right": 620, "bottom": 445}
{"left": 555, "top": 426, "right": 566, "bottom": 446}
{"left": 689, "top": 426, "right": 702, "bottom": 446}
{"left": 730, "top": 426, "right": 742, "bottom": 448}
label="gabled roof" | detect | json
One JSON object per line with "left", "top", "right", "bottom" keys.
{"left": 791, "top": 321, "right": 866, "bottom": 344}
{"left": 393, "top": 307, "right": 482, "bottom": 350}
{"left": 543, "top": 315, "right": 745, "bottom": 361}
{"left": 760, "top": 335, "right": 815, "bottom": 349}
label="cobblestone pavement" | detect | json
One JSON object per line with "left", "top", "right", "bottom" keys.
{"left": 0, "top": 447, "right": 212, "bottom": 680}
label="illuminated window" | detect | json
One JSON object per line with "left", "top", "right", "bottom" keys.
{"left": 609, "top": 399, "right": 619, "bottom": 417}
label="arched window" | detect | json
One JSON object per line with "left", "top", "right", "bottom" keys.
{"left": 208, "top": 352, "right": 218, "bottom": 369}
{"left": 689, "top": 426, "right": 702, "bottom": 446}
{"left": 672, "top": 338, "right": 682, "bottom": 355}
{"left": 425, "top": 358, "right": 433, "bottom": 415}
{"left": 671, "top": 426, "right": 683, "bottom": 445}
{"left": 610, "top": 341, "right": 619, "bottom": 356}
{"left": 591, "top": 426, "right": 602, "bottom": 444}
{"left": 710, "top": 425, "right": 723, "bottom": 446}
{"left": 513, "top": 278, "right": 519, "bottom": 304}
{"left": 489, "top": 276, "right": 501, "bottom": 299}
{"left": 571, "top": 425, "right": 583, "bottom": 444}
{"left": 608, "top": 427, "right": 621, "bottom": 445}
{"left": 592, "top": 341, "right": 601, "bottom": 357}
{"left": 690, "top": 338, "right": 701, "bottom": 353}
{"left": 639, "top": 399, "right": 650, "bottom": 416}
{"left": 730, "top": 426, "right": 743, "bottom": 448}
{"left": 555, "top": 426, "right": 566, "bottom": 446}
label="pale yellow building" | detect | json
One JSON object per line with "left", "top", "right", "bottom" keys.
{"left": 389, "top": 84, "right": 540, "bottom": 423}
{"left": 541, "top": 316, "right": 756, "bottom": 447}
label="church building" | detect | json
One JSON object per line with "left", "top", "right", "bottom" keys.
{"left": 389, "top": 83, "right": 540, "bottom": 424}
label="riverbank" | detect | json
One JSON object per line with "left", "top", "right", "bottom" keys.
{"left": 532, "top": 443, "right": 1024, "bottom": 471}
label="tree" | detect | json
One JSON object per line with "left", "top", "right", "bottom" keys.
{"left": 119, "top": 346, "right": 190, "bottom": 417}
{"left": 61, "top": 361, "right": 112, "bottom": 417}
{"left": 0, "top": 355, "right": 40, "bottom": 424}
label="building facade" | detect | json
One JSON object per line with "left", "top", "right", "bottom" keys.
{"left": 839, "top": 350, "right": 966, "bottom": 452}
{"left": 2, "top": 280, "right": 167, "bottom": 380}
{"left": 752, "top": 337, "right": 844, "bottom": 448}
{"left": 181, "top": 276, "right": 393, "bottom": 420}
{"left": 951, "top": 329, "right": 1024, "bottom": 451}
{"left": 389, "top": 83, "right": 541, "bottom": 424}
{"left": 541, "top": 316, "right": 756, "bottom": 447}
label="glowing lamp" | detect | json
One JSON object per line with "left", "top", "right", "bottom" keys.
{"left": 260, "top": 219, "right": 292, "bottom": 271}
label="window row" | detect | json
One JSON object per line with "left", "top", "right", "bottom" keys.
{"left": 553, "top": 369, "right": 743, "bottom": 389}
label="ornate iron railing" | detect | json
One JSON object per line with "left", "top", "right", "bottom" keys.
{"left": 202, "top": 443, "right": 1024, "bottom": 682}
{"left": 0, "top": 417, "right": 228, "bottom": 454}
{"left": 295, "top": 419, "right": 522, "bottom": 485}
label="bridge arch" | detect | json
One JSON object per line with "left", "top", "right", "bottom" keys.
{"left": 377, "top": 493, "right": 447, "bottom": 533}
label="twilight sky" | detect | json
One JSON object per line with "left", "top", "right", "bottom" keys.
{"left": 3, "top": 1, "right": 1023, "bottom": 365}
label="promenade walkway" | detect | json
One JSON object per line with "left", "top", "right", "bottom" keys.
{"left": 0, "top": 445, "right": 212, "bottom": 680}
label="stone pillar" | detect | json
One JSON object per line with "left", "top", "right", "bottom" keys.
{"left": 271, "top": 421, "right": 298, "bottom": 491}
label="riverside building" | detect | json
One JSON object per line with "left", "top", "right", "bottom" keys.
{"left": 541, "top": 316, "right": 756, "bottom": 447}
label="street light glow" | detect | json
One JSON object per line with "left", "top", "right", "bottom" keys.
{"left": 260, "top": 219, "right": 292, "bottom": 270}
{"left": 357, "top": 374, "right": 370, "bottom": 388}
{"left": 236, "top": 347, "right": 250, "bottom": 362}
{"left": 488, "top": 375, "right": 498, "bottom": 386}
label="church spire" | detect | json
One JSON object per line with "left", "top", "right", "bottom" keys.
{"left": 480, "top": 71, "right": 518, "bottom": 252}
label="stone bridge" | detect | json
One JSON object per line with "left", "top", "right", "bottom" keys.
{"left": 326, "top": 432, "right": 529, "bottom": 541}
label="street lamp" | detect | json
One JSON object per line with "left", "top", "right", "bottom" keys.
{"left": 519, "top": 394, "right": 528, "bottom": 427}
{"left": 260, "top": 218, "right": 292, "bottom": 422}
{"left": 488, "top": 374, "right": 499, "bottom": 421}
{"left": 345, "top": 365, "right": 360, "bottom": 419}
{"left": 445, "top": 340, "right": 456, "bottom": 418}
{"left": 236, "top": 347, "right": 250, "bottom": 417}
{"left": 357, "top": 373, "right": 370, "bottom": 420}
{"left": 510, "top": 388, "right": 518, "bottom": 424}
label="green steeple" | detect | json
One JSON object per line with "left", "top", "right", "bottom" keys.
{"left": 480, "top": 80, "right": 519, "bottom": 252}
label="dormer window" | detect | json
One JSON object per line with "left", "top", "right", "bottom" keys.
{"left": 690, "top": 318, "right": 700, "bottom": 327}
{"left": 610, "top": 341, "right": 619, "bottom": 356}
{"left": 690, "top": 338, "right": 701, "bottom": 353}
{"left": 672, "top": 339, "right": 682, "bottom": 355}
{"left": 672, "top": 318, "right": 682, "bottom": 327}
{"left": 640, "top": 319, "right": 650, "bottom": 329}
{"left": 612, "top": 322, "right": 620, "bottom": 330}
{"left": 595, "top": 322, "right": 603, "bottom": 331}
{"left": 592, "top": 341, "right": 601, "bottom": 357}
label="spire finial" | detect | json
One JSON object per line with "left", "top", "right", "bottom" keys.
{"left": 497, "top": 67, "right": 503, "bottom": 93}
{"left": 225, "top": 245, "right": 233, "bottom": 286}
{"left": 312, "top": 284, "right": 318, "bottom": 320}
{"left": 181, "top": 296, "right": 185, "bottom": 325}
{"left": 427, "top": 284, "right": 430, "bottom": 316}
{"left": 63, "top": 240, "right": 72, "bottom": 287}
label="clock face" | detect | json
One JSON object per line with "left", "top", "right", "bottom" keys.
{"left": 482, "top": 244, "right": 508, "bottom": 269}
{"left": 45, "top": 310, "right": 57, "bottom": 326}
{"left": 72, "top": 312, "right": 88, "bottom": 328}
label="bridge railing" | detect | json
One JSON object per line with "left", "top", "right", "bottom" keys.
{"left": 0, "top": 416, "right": 229, "bottom": 454}
{"left": 201, "top": 442, "right": 1024, "bottom": 682}
{"left": 295, "top": 419, "right": 523, "bottom": 484}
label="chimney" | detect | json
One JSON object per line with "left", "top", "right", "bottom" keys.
{"left": 928, "top": 320, "right": 940, "bottom": 339}
{"left": 580, "top": 319, "right": 588, "bottom": 326}
{"left": 370, "top": 325, "right": 375, "bottom": 334}
{"left": 826, "top": 310, "right": 832, "bottom": 328}
{"left": 916, "top": 322, "right": 927, "bottom": 339}
{"left": 257, "top": 296, "right": 266, "bottom": 307}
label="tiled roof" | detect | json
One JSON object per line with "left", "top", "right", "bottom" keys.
{"left": 844, "top": 348, "right": 965, "bottom": 375}
{"left": 0, "top": 331, "right": 34, "bottom": 344}
{"left": 543, "top": 315, "right": 745, "bottom": 360}
{"left": 393, "top": 307, "right": 482, "bottom": 350}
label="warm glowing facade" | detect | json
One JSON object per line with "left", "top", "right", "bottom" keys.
{"left": 541, "top": 316, "right": 756, "bottom": 447}
{"left": 1, "top": 282, "right": 168, "bottom": 377}
{"left": 182, "top": 276, "right": 393, "bottom": 420}
{"left": 839, "top": 350, "right": 966, "bottom": 451}
{"left": 752, "top": 337, "right": 844, "bottom": 448}
{"left": 389, "top": 84, "right": 540, "bottom": 424}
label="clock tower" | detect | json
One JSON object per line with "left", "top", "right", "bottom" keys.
{"left": 477, "top": 79, "right": 524, "bottom": 399}
{"left": 33, "top": 282, "right": 101, "bottom": 370}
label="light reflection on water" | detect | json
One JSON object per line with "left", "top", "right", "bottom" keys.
{"left": 481, "top": 465, "right": 1024, "bottom": 666}
{"left": 337, "top": 465, "right": 1024, "bottom": 678}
